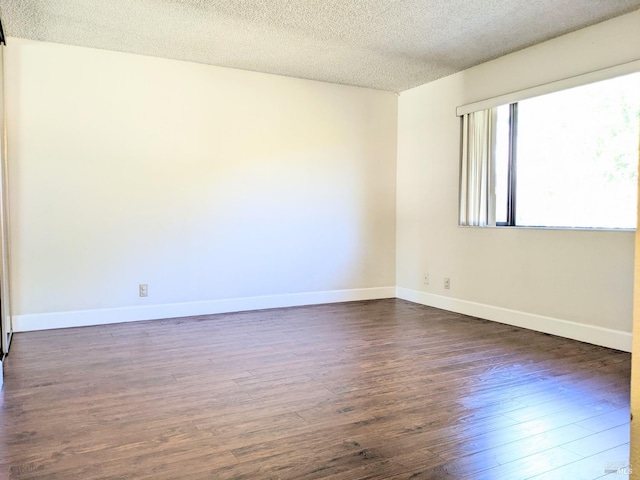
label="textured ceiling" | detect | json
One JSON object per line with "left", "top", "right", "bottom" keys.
{"left": 1, "top": 0, "right": 639, "bottom": 92}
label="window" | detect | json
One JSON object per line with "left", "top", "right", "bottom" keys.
{"left": 459, "top": 72, "right": 640, "bottom": 229}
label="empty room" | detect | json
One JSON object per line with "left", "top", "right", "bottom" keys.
{"left": 0, "top": 1, "right": 639, "bottom": 479}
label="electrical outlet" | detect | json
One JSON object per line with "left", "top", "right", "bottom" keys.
{"left": 424, "top": 273, "right": 429, "bottom": 285}
{"left": 444, "top": 278, "right": 450, "bottom": 289}
{"left": 139, "top": 284, "right": 148, "bottom": 297}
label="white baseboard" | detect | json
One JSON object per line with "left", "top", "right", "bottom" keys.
{"left": 12, "top": 286, "right": 632, "bottom": 353}
{"left": 13, "top": 286, "right": 396, "bottom": 332}
{"left": 396, "top": 287, "right": 632, "bottom": 353}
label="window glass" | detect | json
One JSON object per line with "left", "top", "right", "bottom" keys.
{"left": 514, "top": 73, "right": 639, "bottom": 229}
{"left": 494, "top": 104, "right": 510, "bottom": 225}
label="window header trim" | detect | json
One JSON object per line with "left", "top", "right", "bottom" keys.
{"left": 456, "top": 59, "right": 640, "bottom": 117}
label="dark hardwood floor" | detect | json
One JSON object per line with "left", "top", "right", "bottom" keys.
{"left": 0, "top": 299, "right": 631, "bottom": 479}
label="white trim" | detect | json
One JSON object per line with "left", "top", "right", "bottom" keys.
{"left": 456, "top": 59, "right": 640, "bottom": 116}
{"left": 396, "top": 287, "right": 632, "bottom": 352}
{"left": 12, "top": 286, "right": 632, "bottom": 353}
{"left": 13, "top": 287, "right": 396, "bottom": 332}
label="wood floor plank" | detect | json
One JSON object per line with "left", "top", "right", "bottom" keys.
{"left": 461, "top": 446, "right": 583, "bottom": 479}
{"left": 0, "top": 298, "right": 630, "bottom": 479}
{"left": 576, "top": 407, "right": 631, "bottom": 432}
{"left": 562, "top": 424, "right": 631, "bottom": 458}
{"left": 528, "top": 443, "right": 631, "bottom": 480}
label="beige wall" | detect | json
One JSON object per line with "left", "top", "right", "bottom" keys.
{"left": 5, "top": 38, "right": 398, "bottom": 321}
{"left": 396, "top": 11, "right": 640, "bottom": 339}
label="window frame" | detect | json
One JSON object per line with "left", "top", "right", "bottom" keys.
{"left": 457, "top": 60, "right": 640, "bottom": 231}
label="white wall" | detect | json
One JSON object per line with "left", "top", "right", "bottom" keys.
{"left": 5, "top": 38, "right": 398, "bottom": 329}
{"left": 396, "top": 11, "right": 640, "bottom": 351}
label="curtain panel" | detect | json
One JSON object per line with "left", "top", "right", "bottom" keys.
{"left": 459, "top": 108, "right": 497, "bottom": 227}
